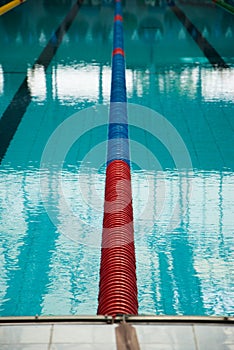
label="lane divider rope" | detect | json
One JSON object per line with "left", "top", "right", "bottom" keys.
{"left": 212, "top": 0, "right": 234, "bottom": 15}
{"left": 0, "top": 0, "right": 26, "bottom": 16}
{"left": 97, "top": 0, "right": 138, "bottom": 317}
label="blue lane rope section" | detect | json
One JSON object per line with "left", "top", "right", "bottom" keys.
{"left": 107, "top": 2, "right": 130, "bottom": 165}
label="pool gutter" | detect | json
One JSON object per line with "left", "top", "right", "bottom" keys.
{"left": 0, "top": 315, "right": 233, "bottom": 325}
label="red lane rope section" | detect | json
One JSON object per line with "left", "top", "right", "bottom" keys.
{"left": 112, "top": 48, "right": 125, "bottom": 56}
{"left": 97, "top": 160, "right": 138, "bottom": 317}
{"left": 114, "top": 14, "right": 123, "bottom": 21}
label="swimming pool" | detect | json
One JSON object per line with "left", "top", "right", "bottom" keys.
{"left": 0, "top": 0, "right": 233, "bottom": 317}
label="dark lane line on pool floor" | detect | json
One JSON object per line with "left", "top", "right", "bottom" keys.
{"left": 0, "top": 0, "right": 83, "bottom": 164}
{"left": 168, "top": 0, "right": 229, "bottom": 69}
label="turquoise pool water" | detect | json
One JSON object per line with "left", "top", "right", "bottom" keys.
{"left": 0, "top": 0, "right": 234, "bottom": 316}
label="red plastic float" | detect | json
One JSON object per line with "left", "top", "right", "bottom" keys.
{"left": 97, "top": 160, "right": 138, "bottom": 317}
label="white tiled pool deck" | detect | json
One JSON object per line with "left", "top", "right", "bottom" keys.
{"left": 0, "top": 316, "right": 234, "bottom": 349}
